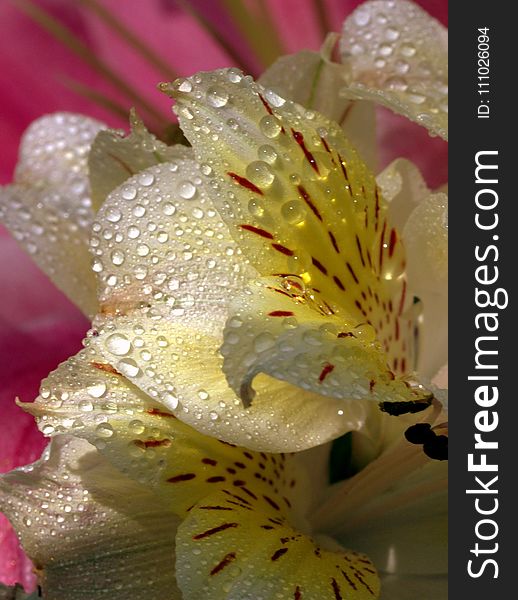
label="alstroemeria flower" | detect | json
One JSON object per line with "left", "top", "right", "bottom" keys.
{"left": 1, "top": 1, "right": 447, "bottom": 597}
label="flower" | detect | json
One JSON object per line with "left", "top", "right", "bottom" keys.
{"left": 0, "top": 0, "right": 447, "bottom": 597}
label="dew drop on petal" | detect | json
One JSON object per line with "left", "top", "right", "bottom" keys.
{"left": 105, "top": 333, "right": 132, "bottom": 356}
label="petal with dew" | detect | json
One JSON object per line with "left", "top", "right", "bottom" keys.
{"left": 90, "top": 160, "right": 365, "bottom": 451}
{"left": 340, "top": 0, "right": 448, "bottom": 140}
{"left": 259, "top": 38, "right": 377, "bottom": 169}
{"left": 22, "top": 346, "right": 309, "bottom": 518}
{"left": 221, "top": 275, "right": 429, "bottom": 410}
{"left": 0, "top": 113, "right": 105, "bottom": 316}
{"left": 92, "top": 310, "right": 367, "bottom": 452}
{"left": 176, "top": 488, "right": 380, "bottom": 600}
{"left": 90, "top": 160, "right": 255, "bottom": 331}
{"left": 88, "top": 110, "right": 191, "bottom": 210}
{"left": 0, "top": 435, "right": 181, "bottom": 600}
{"left": 167, "top": 69, "right": 415, "bottom": 373}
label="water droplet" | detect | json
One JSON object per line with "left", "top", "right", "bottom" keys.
{"left": 246, "top": 161, "right": 274, "bottom": 187}
{"left": 197, "top": 389, "right": 209, "bottom": 400}
{"left": 379, "top": 44, "right": 393, "bottom": 57}
{"left": 206, "top": 86, "right": 229, "bottom": 108}
{"left": 176, "top": 78, "right": 193, "bottom": 93}
{"left": 96, "top": 422, "right": 114, "bottom": 438}
{"left": 248, "top": 198, "right": 265, "bottom": 217}
{"left": 178, "top": 180, "right": 197, "bottom": 200}
{"left": 78, "top": 399, "right": 94, "bottom": 412}
{"left": 105, "top": 333, "right": 132, "bottom": 356}
{"left": 162, "top": 202, "right": 176, "bottom": 216}
{"left": 258, "top": 144, "right": 278, "bottom": 164}
{"left": 254, "top": 332, "right": 275, "bottom": 352}
{"left": 264, "top": 89, "right": 286, "bottom": 107}
{"left": 121, "top": 185, "right": 137, "bottom": 200}
{"left": 129, "top": 420, "right": 145, "bottom": 434}
{"left": 385, "top": 76, "right": 408, "bottom": 92}
{"left": 110, "top": 250, "right": 125, "bottom": 266}
{"left": 227, "top": 68, "right": 243, "bottom": 83}
{"left": 161, "top": 391, "right": 179, "bottom": 409}
{"left": 385, "top": 27, "right": 400, "bottom": 41}
{"left": 400, "top": 43, "right": 416, "bottom": 57}
{"left": 353, "top": 323, "right": 376, "bottom": 343}
{"left": 87, "top": 382, "right": 107, "bottom": 398}
{"left": 106, "top": 207, "right": 122, "bottom": 223}
{"left": 354, "top": 9, "right": 370, "bottom": 26}
{"left": 139, "top": 172, "right": 155, "bottom": 187}
{"left": 281, "top": 200, "right": 306, "bottom": 225}
{"left": 117, "top": 358, "right": 141, "bottom": 378}
{"left": 259, "top": 115, "right": 282, "bottom": 139}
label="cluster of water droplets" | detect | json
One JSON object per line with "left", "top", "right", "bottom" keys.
{"left": 340, "top": 0, "right": 448, "bottom": 139}
{"left": 0, "top": 113, "right": 104, "bottom": 314}
{"left": 0, "top": 436, "right": 179, "bottom": 596}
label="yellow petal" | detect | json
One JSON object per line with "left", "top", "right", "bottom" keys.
{"left": 0, "top": 113, "right": 104, "bottom": 316}
{"left": 222, "top": 276, "right": 428, "bottom": 409}
{"left": 340, "top": 0, "right": 448, "bottom": 140}
{"left": 0, "top": 436, "right": 181, "bottom": 600}
{"left": 176, "top": 488, "right": 380, "bottom": 599}
{"left": 166, "top": 69, "right": 414, "bottom": 375}
{"left": 88, "top": 110, "right": 191, "bottom": 210}
{"left": 92, "top": 311, "right": 366, "bottom": 452}
{"left": 23, "top": 347, "right": 306, "bottom": 513}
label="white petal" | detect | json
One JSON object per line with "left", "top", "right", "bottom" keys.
{"left": 0, "top": 436, "right": 181, "bottom": 600}
{"left": 0, "top": 114, "right": 105, "bottom": 316}
{"left": 88, "top": 110, "right": 192, "bottom": 210}
{"left": 403, "top": 193, "right": 448, "bottom": 376}
{"left": 334, "top": 461, "right": 447, "bottom": 576}
{"left": 340, "top": 0, "right": 448, "bottom": 140}
{"left": 91, "top": 160, "right": 255, "bottom": 334}
{"left": 376, "top": 158, "right": 430, "bottom": 230}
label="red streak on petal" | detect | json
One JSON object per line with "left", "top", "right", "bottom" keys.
{"left": 398, "top": 280, "right": 407, "bottom": 316}
{"left": 312, "top": 256, "right": 328, "bottom": 275}
{"left": 228, "top": 172, "right": 263, "bottom": 195}
{"left": 272, "top": 243, "right": 294, "bottom": 256}
{"left": 319, "top": 363, "right": 335, "bottom": 382}
{"left": 134, "top": 439, "right": 171, "bottom": 448}
{"left": 268, "top": 310, "right": 295, "bottom": 317}
{"left": 240, "top": 224, "right": 274, "bottom": 239}
{"left": 147, "top": 408, "right": 176, "bottom": 418}
{"left": 91, "top": 362, "right": 120, "bottom": 376}
{"left": 291, "top": 129, "right": 319, "bottom": 174}
{"left": 389, "top": 228, "right": 397, "bottom": 257}
{"left": 210, "top": 552, "right": 237, "bottom": 576}
{"left": 298, "top": 185, "right": 322, "bottom": 221}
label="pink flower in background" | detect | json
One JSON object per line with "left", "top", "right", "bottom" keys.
{"left": 0, "top": 0, "right": 447, "bottom": 591}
